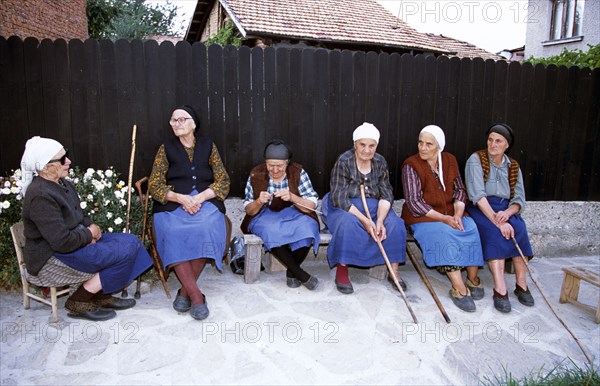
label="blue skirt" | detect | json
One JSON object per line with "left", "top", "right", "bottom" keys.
{"left": 467, "top": 196, "right": 533, "bottom": 260}
{"left": 321, "top": 193, "right": 406, "bottom": 268}
{"left": 411, "top": 217, "right": 483, "bottom": 268}
{"left": 54, "top": 233, "right": 153, "bottom": 294}
{"left": 154, "top": 200, "right": 226, "bottom": 271}
{"left": 249, "top": 206, "right": 320, "bottom": 253}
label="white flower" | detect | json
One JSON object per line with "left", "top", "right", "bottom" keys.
{"left": 16, "top": 194, "right": 22, "bottom": 201}
{"left": 118, "top": 180, "right": 125, "bottom": 186}
{"left": 108, "top": 227, "right": 114, "bottom": 232}
{"left": 2, "top": 201, "right": 10, "bottom": 209}
{"left": 87, "top": 194, "right": 93, "bottom": 201}
{"left": 120, "top": 199, "right": 127, "bottom": 206}
{"left": 114, "top": 217, "right": 123, "bottom": 225}
{"left": 121, "top": 186, "right": 128, "bottom": 193}
{"left": 10, "top": 187, "right": 19, "bottom": 194}
{"left": 80, "top": 202, "right": 87, "bottom": 209}
{"left": 1, "top": 188, "right": 10, "bottom": 195}
{"left": 85, "top": 168, "right": 95, "bottom": 176}
{"left": 106, "top": 212, "right": 113, "bottom": 219}
{"left": 96, "top": 170, "right": 104, "bottom": 177}
{"left": 72, "top": 178, "right": 79, "bottom": 184}
{"left": 13, "top": 169, "right": 21, "bottom": 178}
{"left": 114, "top": 190, "right": 124, "bottom": 200}
{"left": 105, "top": 170, "right": 114, "bottom": 178}
{"left": 15, "top": 180, "right": 23, "bottom": 187}
{"left": 104, "top": 199, "right": 110, "bottom": 206}
{"left": 105, "top": 182, "right": 112, "bottom": 188}
{"left": 4, "top": 181, "right": 10, "bottom": 188}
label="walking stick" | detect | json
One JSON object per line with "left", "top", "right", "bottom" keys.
{"left": 512, "top": 237, "right": 593, "bottom": 365}
{"left": 405, "top": 241, "right": 451, "bottom": 323}
{"left": 121, "top": 124, "right": 137, "bottom": 298}
{"left": 360, "top": 185, "right": 418, "bottom": 324}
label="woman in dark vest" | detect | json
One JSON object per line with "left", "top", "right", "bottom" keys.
{"left": 401, "top": 125, "right": 484, "bottom": 312}
{"left": 322, "top": 123, "right": 407, "bottom": 295}
{"left": 241, "top": 140, "right": 320, "bottom": 290}
{"left": 465, "top": 123, "right": 534, "bottom": 313}
{"left": 20, "top": 136, "right": 152, "bottom": 321}
{"left": 148, "top": 105, "right": 230, "bottom": 320}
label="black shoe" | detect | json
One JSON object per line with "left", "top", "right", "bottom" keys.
{"left": 92, "top": 296, "right": 136, "bottom": 310}
{"left": 514, "top": 285, "right": 535, "bottom": 306}
{"left": 388, "top": 272, "right": 407, "bottom": 291}
{"left": 335, "top": 279, "right": 354, "bottom": 294}
{"left": 190, "top": 295, "right": 209, "bottom": 320}
{"left": 302, "top": 276, "right": 319, "bottom": 291}
{"left": 449, "top": 288, "right": 476, "bottom": 312}
{"left": 493, "top": 289, "right": 512, "bottom": 313}
{"left": 173, "top": 289, "right": 192, "bottom": 313}
{"left": 65, "top": 299, "right": 116, "bottom": 321}
{"left": 286, "top": 277, "right": 302, "bottom": 288}
{"left": 466, "top": 277, "right": 484, "bottom": 301}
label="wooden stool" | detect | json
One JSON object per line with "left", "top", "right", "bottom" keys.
{"left": 559, "top": 266, "right": 600, "bottom": 323}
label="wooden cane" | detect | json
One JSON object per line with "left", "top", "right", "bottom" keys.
{"left": 512, "top": 237, "right": 593, "bottom": 365}
{"left": 360, "top": 185, "right": 418, "bottom": 324}
{"left": 121, "top": 124, "right": 137, "bottom": 298}
{"left": 405, "top": 241, "right": 451, "bottom": 323}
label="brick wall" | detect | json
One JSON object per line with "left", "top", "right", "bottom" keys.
{"left": 0, "top": 0, "right": 88, "bottom": 41}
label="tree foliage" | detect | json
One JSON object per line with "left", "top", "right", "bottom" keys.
{"left": 525, "top": 44, "right": 600, "bottom": 69}
{"left": 205, "top": 20, "right": 242, "bottom": 47}
{"left": 87, "top": 0, "right": 184, "bottom": 40}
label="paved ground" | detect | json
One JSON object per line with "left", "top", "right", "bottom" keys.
{"left": 1, "top": 255, "right": 598, "bottom": 385}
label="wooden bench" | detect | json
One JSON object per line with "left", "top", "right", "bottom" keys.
{"left": 559, "top": 266, "right": 600, "bottom": 323}
{"left": 242, "top": 232, "right": 388, "bottom": 284}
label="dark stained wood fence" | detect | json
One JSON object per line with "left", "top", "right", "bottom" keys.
{"left": 1, "top": 36, "right": 599, "bottom": 200}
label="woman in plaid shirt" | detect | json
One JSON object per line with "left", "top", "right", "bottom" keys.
{"left": 322, "top": 123, "right": 407, "bottom": 295}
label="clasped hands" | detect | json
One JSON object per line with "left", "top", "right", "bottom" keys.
{"left": 178, "top": 193, "right": 204, "bottom": 215}
{"left": 87, "top": 223, "right": 102, "bottom": 244}
{"left": 360, "top": 217, "right": 387, "bottom": 242}
{"left": 493, "top": 210, "right": 514, "bottom": 239}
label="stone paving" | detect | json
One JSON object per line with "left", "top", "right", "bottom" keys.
{"left": 1, "top": 255, "right": 598, "bottom": 385}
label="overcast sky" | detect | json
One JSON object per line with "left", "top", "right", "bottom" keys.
{"left": 163, "top": 0, "right": 530, "bottom": 53}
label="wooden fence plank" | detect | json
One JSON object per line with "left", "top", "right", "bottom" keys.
{"left": 237, "top": 46, "right": 252, "bottom": 184}
{"left": 223, "top": 44, "right": 240, "bottom": 191}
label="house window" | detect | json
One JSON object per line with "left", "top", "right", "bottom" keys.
{"left": 549, "top": 0, "right": 584, "bottom": 40}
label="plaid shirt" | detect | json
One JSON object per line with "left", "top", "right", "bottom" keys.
{"left": 329, "top": 149, "right": 394, "bottom": 211}
{"left": 243, "top": 168, "right": 318, "bottom": 207}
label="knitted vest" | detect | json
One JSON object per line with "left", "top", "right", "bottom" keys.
{"left": 240, "top": 162, "right": 319, "bottom": 233}
{"left": 476, "top": 149, "right": 519, "bottom": 200}
{"left": 152, "top": 136, "right": 225, "bottom": 214}
{"left": 401, "top": 152, "right": 461, "bottom": 226}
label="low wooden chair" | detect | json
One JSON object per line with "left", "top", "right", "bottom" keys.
{"left": 10, "top": 222, "right": 70, "bottom": 323}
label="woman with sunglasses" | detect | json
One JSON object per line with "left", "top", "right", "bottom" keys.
{"left": 148, "top": 105, "right": 230, "bottom": 320}
{"left": 20, "top": 136, "right": 153, "bottom": 321}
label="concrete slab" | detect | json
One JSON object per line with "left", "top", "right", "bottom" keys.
{"left": 1, "top": 256, "right": 598, "bottom": 385}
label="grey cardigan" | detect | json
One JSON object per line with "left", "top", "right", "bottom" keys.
{"left": 22, "top": 177, "right": 93, "bottom": 275}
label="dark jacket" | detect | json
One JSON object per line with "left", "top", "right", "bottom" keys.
{"left": 22, "top": 177, "right": 93, "bottom": 275}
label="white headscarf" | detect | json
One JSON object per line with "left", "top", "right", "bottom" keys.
{"left": 420, "top": 125, "right": 446, "bottom": 191}
{"left": 20, "top": 136, "right": 64, "bottom": 195}
{"left": 353, "top": 122, "right": 380, "bottom": 144}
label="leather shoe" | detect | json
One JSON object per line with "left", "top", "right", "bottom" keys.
{"left": 173, "top": 289, "right": 192, "bottom": 313}
{"left": 449, "top": 288, "right": 476, "bottom": 312}
{"left": 514, "top": 285, "right": 535, "bottom": 306}
{"left": 286, "top": 277, "right": 302, "bottom": 288}
{"left": 93, "top": 296, "right": 136, "bottom": 310}
{"left": 335, "top": 279, "right": 354, "bottom": 294}
{"left": 190, "top": 295, "right": 209, "bottom": 320}
{"left": 65, "top": 299, "right": 116, "bottom": 321}
{"left": 493, "top": 289, "right": 512, "bottom": 313}
{"left": 388, "top": 272, "right": 407, "bottom": 291}
{"left": 466, "top": 277, "right": 484, "bottom": 301}
{"left": 302, "top": 276, "right": 319, "bottom": 291}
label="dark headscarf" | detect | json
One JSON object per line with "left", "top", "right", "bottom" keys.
{"left": 487, "top": 123, "right": 514, "bottom": 153}
{"left": 264, "top": 139, "right": 292, "bottom": 160}
{"left": 177, "top": 105, "right": 199, "bottom": 126}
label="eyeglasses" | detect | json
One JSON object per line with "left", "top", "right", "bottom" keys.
{"left": 48, "top": 149, "right": 69, "bottom": 165}
{"left": 169, "top": 117, "right": 194, "bottom": 125}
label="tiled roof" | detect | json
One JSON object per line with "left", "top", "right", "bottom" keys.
{"left": 221, "top": 0, "right": 450, "bottom": 53}
{"left": 425, "top": 33, "right": 505, "bottom": 61}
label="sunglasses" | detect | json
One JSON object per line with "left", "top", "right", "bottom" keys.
{"left": 48, "top": 149, "right": 69, "bottom": 165}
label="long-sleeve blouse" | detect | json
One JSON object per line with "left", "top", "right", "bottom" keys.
{"left": 148, "top": 142, "right": 230, "bottom": 204}
{"left": 329, "top": 149, "right": 394, "bottom": 211}
{"left": 402, "top": 164, "right": 467, "bottom": 217}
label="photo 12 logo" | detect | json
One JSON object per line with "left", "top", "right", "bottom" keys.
{"left": 1, "top": 321, "right": 140, "bottom": 344}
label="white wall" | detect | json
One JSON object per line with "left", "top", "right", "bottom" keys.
{"left": 525, "top": 0, "right": 599, "bottom": 58}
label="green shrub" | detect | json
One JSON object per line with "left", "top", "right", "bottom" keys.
{"left": 0, "top": 167, "right": 148, "bottom": 289}
{"left": 525, "top": 44, "right": 600, "bottom": 69}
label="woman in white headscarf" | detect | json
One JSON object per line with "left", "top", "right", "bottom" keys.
{"left": 401, "top": 125, "right": 484, "bottom": 312}
{"left": 322, "top": 123, "right": 407, "bottom": 295}
{"left": 20, "top": 136, "right": 152, "bottom": 321}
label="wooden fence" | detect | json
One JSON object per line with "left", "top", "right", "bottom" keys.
{"left": 1, "top": 36, "right": 599, "bottom": 200}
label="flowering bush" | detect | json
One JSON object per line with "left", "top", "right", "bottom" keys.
{"left": 0, "top": 167, "right": 148, "bottom": 288}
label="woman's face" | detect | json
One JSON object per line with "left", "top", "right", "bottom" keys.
{"left": 44, "top": 148, "right": 71, "bottom": 179}
{"left": 418, "top": 133, "right": 439, "bottom": 163}
{"left": 266, "top": 159, "right": 288, "bottom": 181}
{"left": 170, "top": 109, "right": 196, "bottom": 137}
{"left": 487, "top": 132, "right": 509, "bottom": 157}
{"left": 354, "top": 138, "right": 378, "bottom": 163}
